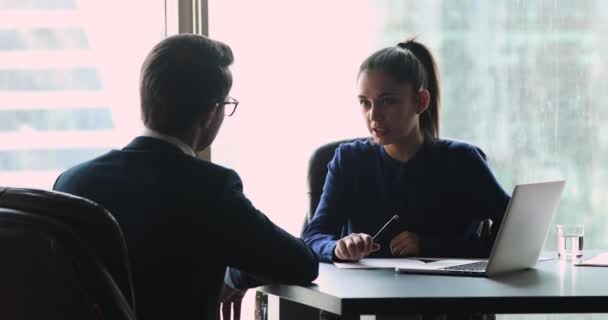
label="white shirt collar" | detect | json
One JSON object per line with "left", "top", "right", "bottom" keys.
{"left": 141, "top": 128, "right": 197, "bottom": 157}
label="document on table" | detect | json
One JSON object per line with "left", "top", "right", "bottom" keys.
{"left": 334, "top": 258, "right": 479, "bottom": 269}
{"left": 334, "top": 255, "right": 554, "bottom": 269}
{"left": 575, "top": 252, "right": 608, "bottom": 267}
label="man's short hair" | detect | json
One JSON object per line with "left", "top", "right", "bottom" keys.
{"left": 140, "top": 34, "right": 234, "bottom": 135}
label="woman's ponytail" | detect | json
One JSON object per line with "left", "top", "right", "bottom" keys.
{"left": 398, "top": 39, "right": 441, "bottom": 140}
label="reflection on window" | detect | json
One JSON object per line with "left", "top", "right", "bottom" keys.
{"left": 0, "top": 0, "right": 75, "bottom": 10}
{"left": 0, "top": 28, "right": 89, "bottom": 50}
{"left": 0, "top": 149, "right": 107, "bottom": 171}
{"left": 0, "top": 0, "right": 165, "bottom": 189}
{"left": 210, "top": 0, "right": 608, "bottom": 251}
{"left": 0, "top": 69, "right": 101, "bottom": 90}
{"left": 211, "top": 1, "right": 607, "bottom": 319}
{"left": 0, "top": 108, "right": 114, "bottom": 131}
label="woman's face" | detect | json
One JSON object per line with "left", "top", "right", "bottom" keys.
{"left": 357, "top": 69, "right": 422, "bottom": 146}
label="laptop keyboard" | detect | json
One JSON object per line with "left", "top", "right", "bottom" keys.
{"left": 443, "top": 261, "right": 488, "bottom": 272}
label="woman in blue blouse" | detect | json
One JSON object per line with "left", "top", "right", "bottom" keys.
{"left": 302, "top": 39, "right": 510, "bottom": 262}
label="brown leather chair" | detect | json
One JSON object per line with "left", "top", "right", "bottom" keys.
{"left": 0, "top": 187, "right": 136, "bottom": 320}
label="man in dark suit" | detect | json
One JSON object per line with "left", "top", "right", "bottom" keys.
{"left": 53, "top": 34, "right": 318, "bottom": 320}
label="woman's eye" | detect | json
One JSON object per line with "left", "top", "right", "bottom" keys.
{"left": 382, "top": 97, "right": 399, "bottom": 105}
{"left": 359, "top": 100, "right": 371, "bottom": 108}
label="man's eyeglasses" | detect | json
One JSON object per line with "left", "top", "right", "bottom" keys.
{"left": 218, "top": 96, "right": 239, "bottom": 117}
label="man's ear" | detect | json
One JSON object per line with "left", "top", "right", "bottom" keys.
{"left": 199, "top": 103, "right": 219, "bottom": 129}
{"left": 416, "top": 89, "right": 431, "bottom": 114}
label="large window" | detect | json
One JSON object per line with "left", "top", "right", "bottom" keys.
{"left": 210, "top": 1, "right": 607, "bottom": 319}
{"left": 0, "top": 0, "right": 166, "bottom": 189}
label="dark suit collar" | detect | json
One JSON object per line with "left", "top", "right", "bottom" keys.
{"left": 123, "top": 136, "right": 186, "bottom": 155}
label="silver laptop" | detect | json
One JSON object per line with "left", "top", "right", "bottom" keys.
{"left": 395, "top": 181, "right": 565, "bottom": 277}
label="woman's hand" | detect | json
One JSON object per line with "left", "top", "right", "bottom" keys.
{"left": 334, "top": 233, "right": 380, "bottom": 261}
{"left": 389, "top": 231, "right": 420, "bottom": 257}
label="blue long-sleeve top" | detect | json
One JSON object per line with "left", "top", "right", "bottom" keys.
{"left": 302, "top": 138, "right": 511, "bottom": 262}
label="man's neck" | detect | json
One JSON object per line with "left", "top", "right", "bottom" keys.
{"left": 141, "top": 128, "right": 196, "bottom": 157}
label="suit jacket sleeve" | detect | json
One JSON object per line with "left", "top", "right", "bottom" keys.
{"left": 212, "top": 169, "right": 319, "bottom": 289}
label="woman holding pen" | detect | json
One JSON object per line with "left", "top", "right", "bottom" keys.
{"left": 302, "top": 38, "right": 510, "bottom": 262}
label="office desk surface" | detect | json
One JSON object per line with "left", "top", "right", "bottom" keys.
{"left": 259, "top": 258, "right": 608, "bottom": 317}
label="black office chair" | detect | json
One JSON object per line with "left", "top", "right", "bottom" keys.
{"left": 0, "top": 187, "right": 136, "bottom": 320}
{"left": 302, "top": 138, "right": 494, "bottom": 240}
{"left": 302, "top": 138, "right": 363, "bottom": 233}
{"left": 301, "top": 138, "right": 496, "bottom": 320}
{"left": 256, "top": 139, "right": 496, "bottom": 320}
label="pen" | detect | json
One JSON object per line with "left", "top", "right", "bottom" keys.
{"left": 372, "top": 214, "right": 400, "bottom": 241}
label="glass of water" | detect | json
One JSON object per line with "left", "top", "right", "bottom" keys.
{"left": 557, "top": 224, "right": 584, "bottom": 260}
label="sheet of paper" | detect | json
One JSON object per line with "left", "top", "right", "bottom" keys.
{"left": 334, "top": 255, "right": 551, "bottom": 270}
{"left": 334, "top": 258, "right": 426, "bottom": 269}
{"left": 334, "top": 258, "right": 480, "bottom": 269}
{"left": 575, "top": 252, "right": 608, "bottom": 266}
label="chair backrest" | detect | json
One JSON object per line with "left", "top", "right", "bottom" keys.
{"left": 305, "top": 138, "right": 364, "bottom": 229}
{"left": 303, "top": 139, "right": 493, "bottom": 240}
{"left": 0, "top": 187, "right": 136, "bottom": 320}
